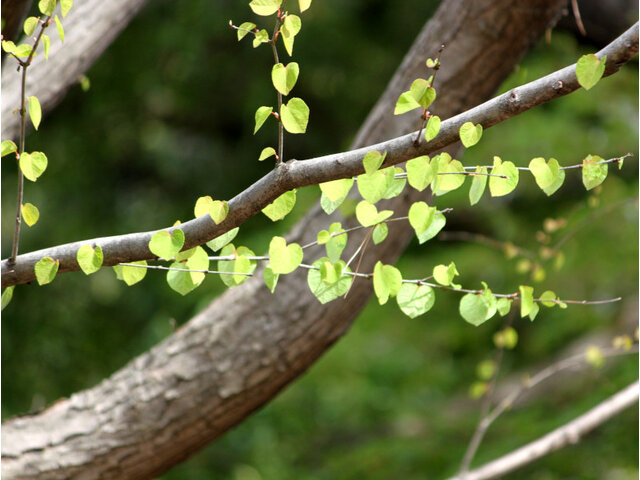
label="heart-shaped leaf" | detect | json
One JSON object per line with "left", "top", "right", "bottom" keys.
{"left": 372, "top": 222, "right": 388, "bottom": 245}
{"left": 319, "top": 178, "right": 354, "bottom": 202}
{"left": 307, "top": 258, "right": 352, "bottom": 304}
{"left": 194, "top": 196, "right": 214, "bottom": 217}
{"left": 237, "top": 22, "right": 257, "bottom": 41}
{"left": 469, "top": 166, "right": 488, "bottom": 205}
{"left": 373, "top": 261, "right": 402, "bottom": 305}
{"left": 209, "top": 200, "right": 229, "bottom": 224}
{"left": 268, "top": 236, "right": 303, "bottom": 274}
{"left": 21, "top": 202, "right": 39, "bottom": 226}
{"left": 363, "top": 150, "right": 386, "bottom": 174}
{"left": 254, "top": 106, "right": 273, "bottom": 134}
{"left": 263, "top": 266, "right": 279, "bottom": 293}
{"left": 259, "top": 147, "right": 277, "bottom": 161}
{"left": 397, "top": 283, "right": 435, "bottom": 318}
{"left": 325, "top": 222, "right": 347, "bottom": 263}
{"left": 582, "top": 154, "right": 607, "bottom": 190}
{"left": 206, "top": 227, "right": 239, "bottom": 252}
{"left": 113, "top": 260, "right": 148, "bottom": 286}
{"left": 433, "top": 262, "right": 460, "bottom": 288}
{"left": 416, "top": 211, "right": 446, "bottom": 244}
{"left": 280, "top": 97, "right": 309, "bottom": 134}
{"left": 249, "top": 0, "right": 282, "bottom": 16}
{"left": 1, "top": 140, "right": 17, "bottom": 157}
{"left": 529, "top": 157, "right": 565, "bottom": 196}
{"left": 281, "top": 14, "right": 301, "bottom": 56}
{"left": 489, "top": 156, "right": 519, "bottom": 197}
{"left": 425, "top": 115, "right": 441, "bottom": 142}
{"left": 34, "top": 256, "right": 59, "bottom": 285}
{"left": 408, "top": 201, "right": 435, "bottom": 235}
{"left": 357, "top": 169, "right": 389, "bottom": 204}
{"left": 28, "top": 96, "right": 42, "bottom": 130}
{"left": 262, "top": 189, "right": 296, "bottom": 221}
{"left": 149, "top": 229, "right": 185, "bottom": 260}
{"left": 77, "top": 245, "right": 103, "bottom": 275}
{"left": 272, "top": 62, "right": 299, "bottom": 95}
{"left": 459, "top": 122, "right": 483, "bottom": 148}
{"left": 406, "top": 155, "right": 433, "bottom": 192}
{"left": 576, "top": 54, "right": 606, "bottom": 90}
{"left": 19, "top": 151, "right": 48, "bottom": 182}
{"left": 355, "top": 200, "right": 393, "bottom": 227}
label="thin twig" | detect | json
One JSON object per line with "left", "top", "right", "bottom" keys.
{"left": 571, "top": 0, "right": 587, "bottom": 37}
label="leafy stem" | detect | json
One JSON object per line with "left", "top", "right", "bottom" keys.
{"left": 270, "top": 10, "right": 285, "bottom": 166}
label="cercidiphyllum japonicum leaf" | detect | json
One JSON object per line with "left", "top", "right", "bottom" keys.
{"left": 372, "top": 223, "right": 388, "bottom": 245}
{"left": 38, "top": 0, "right": 55, "bottom": 15}
{"left": 406, "top": 155, "right": 433, "bottom": 192}
{"left": 319, "top": 178, "right": 354, "bottom": 202}
{"left": 262, "top": 189, "right": 297, "bottom": 221}
{"left": 1, "top": 41, "right": 32, "bottom": 57}
{"left": 430, "top": 153, "right": 465, "bottom": 196}
{"left": 272, "top": 62, "right": 300, "bottom": 96}
{"left": 209, "top": 200, "right": 229, "bottom": 224}
{"left": 254, "top": 106, "right": 273, "bottom": 134}
{"left": 253, "top": 29, "right": 269, "bottom": 48}
{"left": 237, "top": 22, "right": 257, "bottom": 41}
{"left": 21, "top": 203, "right": 40, "bottom": 227}
{"left": 23, "top": 16, "right": 38, "bottom": 36}
{"left": 357, "top": 167, "right": 396, "bottom": 204}
{"left": 362, "top": 150, "right": 386, "bottom": 174}
{"left": 433, "top": 262, "right": 460, "bottom": 288}
{"left": 268, "top": 236, "right": 303, "bottom": 275}
{"left": 113, "top": 261, "right": 148, "bottom": 286}
{"left": 280, "top": 97, "right": 309, "bottom": 134}
{"left": 373, "top": 261, "right": 402, "bottom": 305}
{"left": 76, "top": 245, "right": 103, "bottom": 275}
{"left": 529, "top": 157, "right": 566, "bottom": 196}
{"left": 416, "top": 211, "right": 446, "bottom": 244}
{"left": 34, "top": 257, "right": 59, "bottom": 285}
{"left": 459, "top": 293, "right": 494, "bottom": 326}
{"left": 249, "top": 0, "right": 282, "bottom": 16}
{"left": 259, "top": 147, "right": 277, "bottom": 161}
{"left": 519, "top": 285, "right": 539, "bottom": 320}
{"left": 19, "top": 151, "right": 48, "bottom": 182}
{"left": 394, "top": 78, "right": 436, "bottom": 114}
{"left": 281, "top": 14, "right": 301, "bottom": 56}
{"left": 54, "top": 16, "right": 64, "bottom": 43}
{"left": 218, "top": 244, "right": 257, "bottom": 287}
{"left": 355, "top": 201, "right": 393, "bottom": 227}
{"left": 582, "top": 154, "right": 608, "bottom": 190}
{"left": 263, "top": 266, "right": 279, "bottom": 293}
{"left": 469, "top": 166, "right": 488, "bottom": 205}
{"left": 149, "top": 229, "right": 185, "bottom": 261}
{"left": 307, "top": 258, "right": 352, "bottom": 304}
{"left": 539, "top": 290, "right": 558, "bottom": 307}
{"left": 299, "top": 0, "right": 312, "bottom": 12}
{"left": 384, "top": 167, "right": 407, "bottom": 199}
{"left": 167, "top": 247, "right": 210, "bottom": 295}
{"left": 496, "top": 297, "right": 513, "bottom": 316}
{"left": 459, "top": 121, "right": 483, "bottom": 147}
{"left": 28, "top": 96, "right": 42, "bottom": 130}
{"left": 324, "top": 223, "right": 348, "bottom": 263}
{"left": 1, "top": 287, "right": 14, "bottom": 311}
{"left": 425, "top": 115, "right": 441, "bottom": 142}
{"left": 396, "top": 283, "right": 435, "bottom": 318}
{"left": 408, "top": 202, "right": 435, "bottom": 235}
{"left": 576, "top": 54, "right": 606, "bottom": 90}
{"left": 207, "top": 227, "right": 239, "bottom": 252}
{"left": 42, "top": 35, "right": 50, "bottom": 59}
{"left": 1, "top": 140, "right": 17, "bottom": 157}
{"left": 194, "top": 196, "right": 214, "bottom": 217}
{"left": 488, "top": 156, "right": 519, "bottom": 197}
{"left": 60, "top": 0, "right": 73, "bottom": 17}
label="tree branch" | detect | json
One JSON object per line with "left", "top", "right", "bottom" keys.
{"left": 447, "top": 381, "right": 639, "bottom": 480}
{"left": 2, "top": 22, "right": 637, "bottom": 288}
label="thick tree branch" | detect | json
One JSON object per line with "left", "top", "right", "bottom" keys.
{"left": 2, "top": 22, "right": 637, "bottom": 288}
{"left": 446, "top": 382, "right": 639, "bottom": 480}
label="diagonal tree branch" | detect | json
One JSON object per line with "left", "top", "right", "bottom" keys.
{"left": 446, "top": 381, "right": 640, "bottom": 480}
{"left": 2, "top": 21, "right": 638, "bottom": 288}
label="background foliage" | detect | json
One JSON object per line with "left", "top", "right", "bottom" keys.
{"left": 1, "top": 1, "right": 638, "bottom": 478}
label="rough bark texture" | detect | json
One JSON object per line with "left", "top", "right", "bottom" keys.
{"left": 2, "top": 1, "right": 572, "bottom": 478}
{"left": 1, "top": 0, "right": 150, "bottom": 142}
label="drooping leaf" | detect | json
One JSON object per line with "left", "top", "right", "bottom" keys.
{"left": 372, "top": 222, "right": 388, "bottom": 245}
{"left": 218, "top": 244, "right": 255, "bottom": 287}
{"left": 60, "top": 0, "right": 73, "bottom": 17}
{"left": 54, "top": 16, "right": 64, "bottom": 43}
{"left": 431, "top": 153, "right": 465, "bottom": 195}
{"left": 194, "top": 196, "right": 214, "bottom": 218}
{"left": 416, "top": 211, "right": 446, "bottom": 244}
{"left": 529, "top": 157, "right": 565, "bottom": 196}
{"left": 355, "top": 200, "right": 393, "bottom": 227}
{"left": 397, "top": 283, "right": 435, "bottom": 318}
{"left": 281, "top": 14, "right": 301, "bottom": 56}
{"left": 271, "top": 62, "right": 299, "bottom": 95}
{"left": 263, "top": 266, "right": 279, "bottom": 293}
{"left": 34, "top": 257, "right": 59, "bottom": 285}
{"left": 406, "top": 155, "right": 433, "bottom": 192}
{"left": 373, "top": 261, "right": 402, "bottom": 305}
{"left": 433, "top": 262, "right": 460, "bottom": 288}
{"left": 425, "top": 115, "right": 441, "bottom": 142}
{"left": 459, "top": 122, "right": 483, "bottom": 148}
{"left": 357, "top": 169, "right": 389, "bottom": 204}
{"left": 206, "top": 227, "right": 239, "bottom": 252}
{"left": 1, "top": 140, "right": 17, "bottom": 157}
{"left": 280, "top": 97, "right": 309, "bottom": 134}
{"left": 258, "top": 147, "right": 277, "bottom": 161}
{"left": 262, "top": 189, "right": 296, "bottom": 221}
{"left": 582, "top": 154, "right": 607, "bottom": 190}
{"left": 237, "top": 22, "right": 256, "bottom": 41}
{"left": 319, "top": 178, "right": 353, "bottom": 202}
{"left": 325, "top": 222, "right": 347, "bottom": 263}
{"left": 113, "top": 260, "right": 148, "bottom": 286}
{"left": 209, "top": 200, "right": 229, "bottom": 224}
{"left": 383, "top": 166, "right": 406, "bottom": 199}
{"left": 42, "top": 35, "right": 50, "bottom": 59}
{"left": 459, "top": 293, "right": 491, "bottom": 326}
{"left": 19, "top": 151, "right": 48, "bottom": 182}
{"left": 519, "top": 285, "right": 537, "bottom": 320}
{"left": 38, "top": 0, "right": 56, "bottom": 15}
{"left": 469, "top": 166, "right": 488, "bottom": 205}
{"left": 1, "top": 286, "right": 15, "bottom": 310}
{"left": 254, "top": 106, "right": 273, "bottom": 134}
{"left": 299, "top": 0, "right": 312, "bottom": 12}
{"left": 167, "top": 248, "right": 208, "bottom": 295}
{"left": 489, "top": 156, "right": 519, "bottom": 197}
{"left": 23, "top": 17, "right": 39, "bottom": 36}
{"left": 268, "top": 236, "right": 303, "bottom": 274}
{"left": 496, "top": 298, "right": 512, "bottom": 316}
{"left": 21, "top": 202, "right": 39, "bottom": 226}
{"left": 363, "top": 150, "right": 385, "bottom": 174}
{"left": 576, "top": 54, "right": 606, "bottom": 90}
{"left": 249, "top": 0, "right": 282, "bottom": 16}
{"left": 76, "top": 245, "right": 103, "bottom": 275}
{"left": 539, "top": 290, "right": 557, "bottom": 307}
{"left": 307, "top": 258, "right": 352, "bottom": 304}
{"left": 253, "top": 29, "right": 269, "bottom": 47}
{"left": 149, "top": 229, "right": 185, "bottom": 260}
{"left": 408, "top": 201, "right": 435, "bottom": 235}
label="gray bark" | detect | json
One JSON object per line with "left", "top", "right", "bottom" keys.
{"left": 3, "top": 1, "right": 621, "bottom": 479}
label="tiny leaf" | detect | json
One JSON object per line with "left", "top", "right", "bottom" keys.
{"left": 254, "top": 106, "right": 273, "bottom": 134}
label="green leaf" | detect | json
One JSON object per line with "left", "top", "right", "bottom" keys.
{"left": 425, "top": 115, "right": 440, "bottom": 142}
{"left": 1, "top": 140, "right": 17, "bottom": 157}
{"left": 540, "top": 290, "right": 557, "bottom": 307}
{"left": 496, "top": 298, "right": 512, "bottom": 316}
{"left": 576, "top": 54, "right": 606, "bottom": 90}
{"left": 34, "top": 257, "right": 59, "bottom": 285}
{"left": 263, "top": 266, "right": 279, "bottom": 293}
{"left": 325, "top": 222, "right": 347, "bottom": 263}
{"left": 249, "top": 0, "right": 282, "bottom": 16}
{"left": 262, "top": 189, "right": 296, "bottom": 221}
{"left": 21, "top": 203, "right": 39, "bottom": 226}
{"left": 459, "top": 293, "right": 492, "bottom": 326}
{"left": 254, "top": 106, "right": 273, "bottom": 134}
{"left": 529, "top": 157, "right": 565, "bottom": 196}
{"left": 319, "top": 178, "right": 353, "bottom": 202}
{"left": 582, "top": 154, "right": 607, "bottom": 190}
{"left": 431, "top": 153, "right": 465, "bottom": 195}
{"left": 397, "top": 283, "right": 435, "bottom": 318}
{"left": 394, "top": 91, "right": 421, "bottom": 115}
{"left": 383, "top": 167, "right": 406, "bottom": 199}
{"left": 186, "top": 246, "right": 210, "bottom": 283}
{"left": 167, "top": 248, "right": 209, "bottom": 295}
{"left": 259, "top": 147, "right": 276, "bottom": 161}
{"left": 406, "top": 155, "right": 433, "bottom": 192}
{"left": 319, "top": 259, "right": 344, "bottom": 284}
{"left": 237, "top": 22, "right": 256, "bottom": 40}
{"left": 54, "top": 16, "right": 64, "bottom": 43}
{"left": 363, "top": 150, "right": 386, "bottom": 174}
{"left": 307, "top": 258, "right": 352, "bottom": 304}
{"left": 298, "top": 0, "right": 312, "bottom": 11}
{"left": 23, "top": 17, "right": 39, "bottom": 36}
{"left": 269, "top": 237, "right": 303, "bottom": 274}
{"left": 1, "top": 286, "right": 15, "bottom": 310}
{"left": 433, "top": 262, "right": 459, "bottom": 288}
{"left": 373, "top": 261, "right": 402, "bottom": 305}
{"left": 38, "top": 0, "right": 56, "bottom": 15}
{"left": 253, "top": 29, "right": 269, "bottom": 47}
{"left": 408, "top": 201, "right": 435, "bottom": 235}
{"left": 394, "top": 79, "right": 436, "bottom": 115}
{"left": 489, "top": 156, "right": 519, "bottom": 197}
{"left": 194, "top": 195, "right": 214, "bottom": 217}
{"left": 149, "top": 229, "right": 185, "bottom": 260}
{"left": 1, "top": 40, "right": 16, "bottom": 54}
{"left": 271, "top": 62, "right": 299, "bottom": 95}
{"left": 60, "top": 0, "right": 73, "bottom": 17}
{"left": 19, "top": 151, "right": 48, "bottom": 182}
{"left": 355, "top": 200, "right": 393, "bottom": 227}
{"left": 469, "top": 166, "right": 488, "bottom": 205}
{"left": 206, "top": 227, "right": 239, "bottom": 252}
{"left": 280, "top": 97, "right": 309, "bottom": 134}
{"left": 209, "top": 200, "right": 229, "bottom": 224}
{"left": 218, "top": 244, "right": 256, "bottom": 287}
{"left": 317, "top": 230, "right": 331, "bottom": 245}
{"left": 519, "top": 285, "right": 535, "bottom": 318}
{"left": 416, "top": 211, "right": 446, "bottom": 244}
{"left": 459, "top": 122, "right": 483, "bottom": 148}
{"left": 372, "top": 223, "right": 388, "bottom": 245}
{"left": 76, "top": 245, "right": 103, "bottom": 275}
{"left": 113, "top": 260, "right": 148, "bottom": 286}
{"left": 42, "top": 35, "right": 50, "bottom": 59}
{"left": 281, "top": 14, "right": 301, "bottom": 56}
{"left": 357, "top": 169, "right": 389, "bottom": 204}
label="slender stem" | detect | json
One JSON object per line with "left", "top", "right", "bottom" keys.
{"left": 271, "top": 13, "right": 284, "bottom": 166}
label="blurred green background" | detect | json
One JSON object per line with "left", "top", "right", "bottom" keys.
{"left": 1, "top": 1, "right": 638, "bottom": 478}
